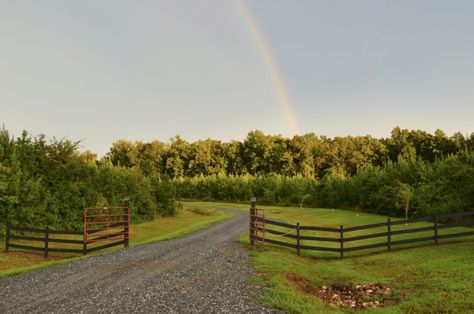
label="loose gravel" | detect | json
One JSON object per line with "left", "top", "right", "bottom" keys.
{"left": 0, "top": 209, "right": 283, "bottom": 313}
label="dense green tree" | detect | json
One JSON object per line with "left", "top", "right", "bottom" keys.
{"left": 108, "top": 140, "right": 140, "bottom": 168}
{"left": 0, "top": 129, "right": 179, "bottom": 235}
{"left": 223, "top": 140, "right": 246, "bottom": 175}
{"left": 291, "top": 133, "right": 318, "bottom": 177}
{"left": 1, "top": 125, "right": 473, "bottom": 237}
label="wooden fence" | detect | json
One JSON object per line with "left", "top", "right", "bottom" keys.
{"left": 5, "top": 222, "right": 128, "bottom": 258}
{"left": 5, "top": 224, "right": 83, "bottom": 258}
{"left": 249, "top": 209, "right": 474, "bottom": 258}
{"left": 5, "top": 200, "right": 131, "bottom": 258}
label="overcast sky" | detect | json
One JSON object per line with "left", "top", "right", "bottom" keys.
{"left": 1, "top": 0, "right": 473, "bottom": 155}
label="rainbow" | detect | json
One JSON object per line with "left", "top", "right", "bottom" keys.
{"left": 235, "top": 0, "right": 301, "bottom": 135}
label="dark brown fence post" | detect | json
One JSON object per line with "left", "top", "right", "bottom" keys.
{"left": 249, "top": 197, "right": 256, "bottom": 245}
{"left": 124, "top": 196, "right": 130, "bottom": 248}
{"left": 433, "top": 214, "right": 438, "bottom": 245}
{"left": 340, "top": 225, "right": 344, "bottom": 259}
{"left": 5, "top": 222, "right": 10, "bottom": 253}
{"left": 83, "top": 207, "right": 87, "bottom": 255}
{"left": 387, "top": 218, "right": 391, "bottom": 251}
{"left": 296, "top": 222, "right": 300, "bottom": 255}
{"left": 44, "top": 227, "right": 49, "bottom": 259}
{"left": 83, "top": 236, "right": 87, "bottom": 255}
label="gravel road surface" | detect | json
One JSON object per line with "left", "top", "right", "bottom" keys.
{"left": 0, "top": 209, "right": 282, "bottom": 313}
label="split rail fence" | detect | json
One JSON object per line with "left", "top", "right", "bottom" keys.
{"left": 5, "top": 224, "right": 83, "bottom": 258}
{"left": 249, "top": 203, "right": 474, "bottom": 258}
{"left": 4, "top": 199, "right": 131, "bottom": 258}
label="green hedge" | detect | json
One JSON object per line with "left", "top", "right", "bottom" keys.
{"left": 173, "top": 151, "right": 474, "bottom": 218}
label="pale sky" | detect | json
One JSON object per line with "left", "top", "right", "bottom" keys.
{"left": 1, "top": 0, "right": 473, "bottom": 155}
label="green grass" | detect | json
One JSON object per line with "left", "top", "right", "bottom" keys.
{"left": 131, "top": 205, "right": 232, "bottom": 245}
{"left": 185, "top": 201, "right": 474, "bottom": 313}
{"left": 245, "top": 242, "right": 474, "bottom": 313}
{"left": 0, "top": 206, "right": 232, "bottom": 278}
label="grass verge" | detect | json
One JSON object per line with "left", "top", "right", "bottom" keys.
{"left": 243, "top": 241, "right": 474, "bottom": 313}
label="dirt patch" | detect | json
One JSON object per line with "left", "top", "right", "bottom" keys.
{"left": 286, "top": 273, "right": 400, "bottom": 309}
{"left": 256, "top": 272, "right": 269, "bottom": 280}
{"left": 287, "top": 272, "right": 312, "bottom": 291}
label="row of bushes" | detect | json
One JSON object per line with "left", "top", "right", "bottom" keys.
{"left": 0, "top": 129, "right": 179, "bottom": 234}
{"left": 2, "top": 127, "right": 473, "bottom": 235}
{"left": 173, "top": 151, "right": 474, "bottom": 218}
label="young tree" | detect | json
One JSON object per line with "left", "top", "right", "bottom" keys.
{"left": 397, "top": 182, "right": 413, "bottom": 220}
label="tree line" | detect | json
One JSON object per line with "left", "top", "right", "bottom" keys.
{"left": 1, "top": 126, "right": 473, "bottom": 236}
{"left": 0, "top": 129, "right": 178, "bottom": 234}
{"left": 106, "top": 126, "right": 474, "bottom": 218}
{"left": 107, "top": 127, "right": 474, "bottom": 179}
{"left": 171, "top": 152, "right": 474, "bottom": 219}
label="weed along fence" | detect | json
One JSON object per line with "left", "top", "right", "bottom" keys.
{"left": 5, "top": 198, "right": 131, "bottom": 258}
{"left": 249, "top": 201, "right": 474, "bottom": 258}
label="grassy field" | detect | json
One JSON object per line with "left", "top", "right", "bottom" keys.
{"left": 0, "top": 205, "right": 232, "bottom": 278}
{"left": 184, "top": 201, "right": 474, "bottom": 313}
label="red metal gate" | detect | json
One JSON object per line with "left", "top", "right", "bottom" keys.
{"left": 83, "top": 206, "right": 130, "bottom": 251}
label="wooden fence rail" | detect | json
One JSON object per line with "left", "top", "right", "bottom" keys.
{"left": 249, "top": 210, "right": 474, "bottom": 258}
{"left": 5, "top": 222, "right": 127, "bottom": 258}
{"left": 4, "top": 198, "right": 131, "bottom": 258}
{"left": 5, "top": 224, "right": 84, "bottom": 258}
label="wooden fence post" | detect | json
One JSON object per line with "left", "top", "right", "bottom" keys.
{"left": 249, "top": 197, "right": 256, "bottom": 245}
{"left": 387, "top": 218, "right": 391, "bottom": 251}
{"left": 340, "top": 225, "right": 344, "bottom": 259}
{"left": 433, "top": 214, "right": 438, "bottom": 245}
{"left": 83, "top": 236, "right": 87, "bottom": 255}
{"left": 83, "top": 207, "right": 87, "bottom": 255}
{"left": 44, "top": 227, "right": 49, "bottom": 259}
{"left": 296, "top": 222, "right": 300, "bottom": 256}
{"left": 124, "top": 197, "right": 130, "bottom": 248}
{"left": 5, "top": 222, "right": 10, "bottom": 253}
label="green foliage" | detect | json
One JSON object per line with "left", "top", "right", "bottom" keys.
{"left": 0, "top": 128, "right": 178, "bottom": 233}
{"left": 152, "top": 177, "right": 179, "bottom": 217}
{"left": 173, "top": 152, "right": 474, "bottom": 218}
{"left": 174, "top": 174, "right": 319, "bottom": 207}
{"left": 1, "top": 125, "right": 473, "bottom": 235}
{"left": 105, "top": 127, "right": 474, "bottom": 179}
{"left": 102, "top": 126, "right": 474, "bottom": 219}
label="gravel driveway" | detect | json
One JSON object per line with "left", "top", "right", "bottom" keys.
{"left": 0, "top": 209, "right": 282, "bottom": 313}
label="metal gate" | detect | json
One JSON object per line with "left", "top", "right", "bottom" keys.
{"left": 83, "top": 205, "right": 130, "bottom": 252}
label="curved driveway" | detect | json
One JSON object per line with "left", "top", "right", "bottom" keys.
{"left": 0, "top": 209, "right": 282, "bottom": 313}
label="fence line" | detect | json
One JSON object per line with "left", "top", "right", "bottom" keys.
{"left": 5, "top": 223, "right": 129, "bottom": 258}
{"left": 5, "top": 224, "right": 84, "bottom": 258}
{"left": 4, "top": 198, "right": 131, "bottom": 258}
{"left": 249, "top": 210, "right": 474, "bottom": 258}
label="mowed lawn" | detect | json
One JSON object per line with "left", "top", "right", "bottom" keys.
{"left": 185, "top": 201, "right": 474, "bottom": 313}
{"left": 0, "top": 206, "right": 232, "bottom": 278}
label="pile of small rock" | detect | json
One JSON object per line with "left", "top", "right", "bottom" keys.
{"left": 286, "top": 273, "right": 396, "bottom": 309}
{"left": 314, "top": 282, "right": 394, "bottom": 308}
